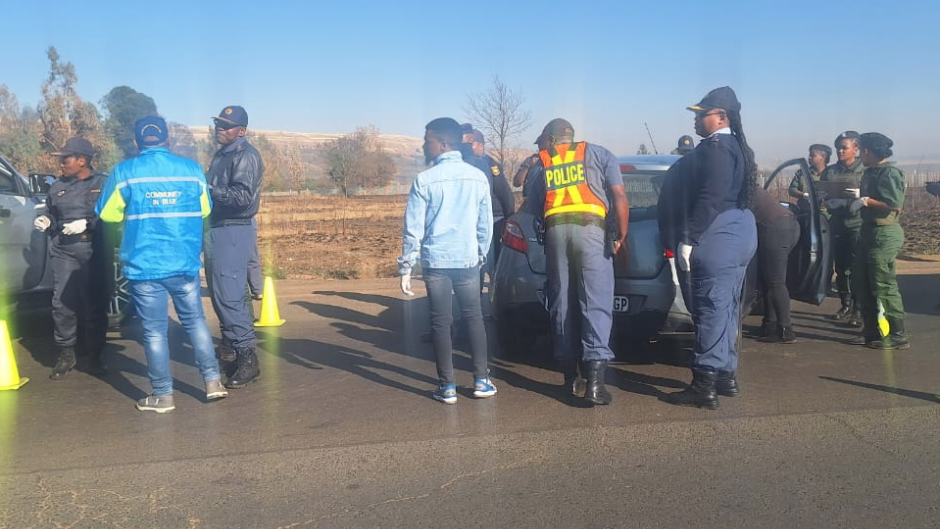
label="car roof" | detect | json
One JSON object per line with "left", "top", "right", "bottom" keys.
{"left": 617, "top": 154, "right": 682, "bottom": 172}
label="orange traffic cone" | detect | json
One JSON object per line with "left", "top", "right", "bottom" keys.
{"left": 0, "top": 320, "right": 28, "bottom": 390}
{"left": 254, "top": 276, "right": 285, "bottom": 327}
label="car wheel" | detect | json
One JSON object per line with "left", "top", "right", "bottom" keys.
{"left": 107, "top": 253, "right": 132, "bottom": 329}
{"left": 496, "top": 318, "right": 537, "bottom": 357}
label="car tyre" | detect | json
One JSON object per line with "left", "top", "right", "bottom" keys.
{"left": 496, "top": 318, "right": 537, "bottom": 357}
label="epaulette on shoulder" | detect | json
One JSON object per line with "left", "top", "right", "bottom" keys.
{"left": 708, "top": 135, "right": 720, "bottom": 146}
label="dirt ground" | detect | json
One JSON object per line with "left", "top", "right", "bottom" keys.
{"left": 258, "top": 192, "right": 940, "bottom": 280}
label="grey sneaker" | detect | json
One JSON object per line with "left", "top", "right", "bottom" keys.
{"left": 206, "top": 379, "right": 229, "bottom": 400}
{"left": 136, "top": 395, "right": 176, "bottom": 413}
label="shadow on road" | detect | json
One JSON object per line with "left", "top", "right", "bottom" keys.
{"left": 819, "top": 376, "right": 939, "bottom": 403}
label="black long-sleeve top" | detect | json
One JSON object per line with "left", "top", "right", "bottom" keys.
{"left": 658, "top": 133, "right": 744, "bottom": 248}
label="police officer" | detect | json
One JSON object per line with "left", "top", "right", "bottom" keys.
{"left": 461, "top": 127, "right": 515, "bottom": 282}
{"left": 664, "top": 87, "right": 758, "bottom": 410}
{"left": 821, "top": 131, "right": 866, "bottom": 326}
{"left": 848, "top": 133, "right": 908, "bottom": 350}
{"left": 528, "top": 118, "right": 628, "bottom": 405}
{"left": 205, "top": 105, "right": 264, "bottom": 389}
{"left": 34, "top": 137, "right": 109, "bottom": 379}
{"left": 671, "top": 135, "right": 695, "bottom": 155}
{"left": 788, "top": 144, "right": 831, "bottom": 199}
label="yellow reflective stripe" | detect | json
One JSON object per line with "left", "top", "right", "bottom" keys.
{"left": 200, "top": 185, "right": 211, "bottom": 218}
{"left": 567, "top": 185, "right": 583, "bottom": 204}
{"left": 546, "top": 204, "right": 607, "bottom": 217}
{"left": 552, "top": 187, "right": 566, "bottom": 208}
{"left": 98, "top": 190, "right": 126, "bottom": 223}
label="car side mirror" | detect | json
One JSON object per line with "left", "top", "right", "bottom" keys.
{"left": 28, "top": 173, "right": 55, "bottom": 197}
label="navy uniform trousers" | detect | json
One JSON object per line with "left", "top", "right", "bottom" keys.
{"left": 545, "top": 222, "right": 615, "bottom": 363}
{"left": 50, "top": 238, "right": 108, "bottom": 352}
{"left": 688, "top": 208, "right": 757, "bottom": 373}
{"left": 205, "top": 223, "right": 256, "bottom": 350}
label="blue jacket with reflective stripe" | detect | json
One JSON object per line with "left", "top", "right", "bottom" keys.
{"left": 95, "top": 147, "right": 212, "bottom": 281}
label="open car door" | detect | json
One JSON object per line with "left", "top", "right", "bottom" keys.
{"left": 764, "top": 158, "right": 831, "bottom": 305}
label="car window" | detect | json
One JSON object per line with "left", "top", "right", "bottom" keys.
{"left": 623, "top": 173, "right": 662, "bottom": 208}
{"left": 0, "top": 160, "right": 18, "bottom": 194}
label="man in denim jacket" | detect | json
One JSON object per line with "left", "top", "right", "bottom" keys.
{"left": 398, "top": 117, "right": 494, "bottom": 404}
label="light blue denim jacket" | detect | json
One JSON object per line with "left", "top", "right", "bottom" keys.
{"left": 398, "top": 150, "right": 493, "bottom": 275}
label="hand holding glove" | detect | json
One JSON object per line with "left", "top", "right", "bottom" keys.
{"left": 677, "top": 243, "right": 693, "bottom": 272}
{"left": 61, "top": 218, "right": 88, "bottom": 235}
{"left": 400, "top": 273, "right": 414, "bottom": 296}
{"left": 859, "top": 196, "right": 870, "bottom": 207}
{"left": 34, "top": 216, "right": 51, "bottom": 232}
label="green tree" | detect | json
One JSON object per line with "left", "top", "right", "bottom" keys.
{"left": 100, "top": 86, "right": 158, "bottom": 160}
{"left": 36, "top": 47, "right": 116, "bottom": 173}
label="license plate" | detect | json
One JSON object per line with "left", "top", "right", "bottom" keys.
{"left": 613, "top": 296, "right": 629, "bottom": 313}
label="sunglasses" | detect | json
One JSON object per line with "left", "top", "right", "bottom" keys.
{"left": 214, "top": 120, "right": 239, "bottom": 130}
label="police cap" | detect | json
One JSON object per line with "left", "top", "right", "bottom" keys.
{"left": 535, "top": 118, "right": 574, "bottom": 144}
{"left": 809, "top": 143, "right": 832, "bottom": 157}
{"left": 859, "top": 132, "right": 893, "bottom": 152}
{"left": 834, "top": 130, "right": 860, "bottom": 147}
{"left": 213, "top": 105, "right": 248, "bottom": 128}
{"left": 51, "top": 137, "right": 96, "bottom": 158}
{"left": 688, "top": 86, "right": 741, "bottom": 113}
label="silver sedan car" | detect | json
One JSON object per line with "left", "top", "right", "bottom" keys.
{"left": 490, "top": 154, "right": 691, "bottom": 355}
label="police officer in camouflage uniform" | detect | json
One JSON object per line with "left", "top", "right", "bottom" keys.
{"left": 847, "top": 133, "right": 908, "bottom": 350}
{"left": 821, "top": 131, "right": 866, "bottom": 326}
{"left": 33, "top": 137, "right": 109, "bottom": 379}
{"left": 788, "top": 144, "right": 831, "bottom": 199}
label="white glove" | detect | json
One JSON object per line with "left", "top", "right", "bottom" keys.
{"left": 859, "top": 196, "right": 870, "bottom": 207}
{"left": 34, "top": 216, "right": 51, "bottom": 232}
{"left": 802, "top": 192, "right": 810, "bottom": 198}
{"left": 677, "top": 243, "right": 693, "bottom": 272}
{"left": 400, "top": 273, "right": 414, "bottom": 296}
{"left": 61, "top": 218, "right": 88, "bottom": 235}
{"left": 845, "top": 188, "right": 861, "bottom": 198}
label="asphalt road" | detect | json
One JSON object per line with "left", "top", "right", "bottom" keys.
{"left": 1, "top": 259, "right": 939, "bottom": 529}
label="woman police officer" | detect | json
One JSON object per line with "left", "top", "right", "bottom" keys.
{"left": 847, "top": 133, "right": 909, "bottom": 350}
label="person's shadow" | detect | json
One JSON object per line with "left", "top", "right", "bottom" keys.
{"left": 819, "top": 376, "right": 939, "bottom": 403}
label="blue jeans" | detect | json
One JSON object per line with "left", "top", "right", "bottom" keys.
{"left": 424, "top": 266, "right": 489, "bottom": 385}
{"left": 130, "top": 275, "right": 221, "bottom": 396}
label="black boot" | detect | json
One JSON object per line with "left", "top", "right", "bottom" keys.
{"left": 559, "top": 359, "right": 586, "bottom": 398}
{"left": 846, "top": 301, "right": 862, "bottom": 328}
{"left": 49, "top": 347, "right": 77, "bottom": 380}
{"left": 752, "top": 320, "right": 776, "bottom": 338}
{"left": 716, "top": 371, "right": 739, "bottom": 397}
{"left": 225, "top": 347, "right": 261, "bottom": 389}
{"left": 216, "top": 341, "right": 238, "bottom": 379}
{"left": 667, "top": 368, "right": 719, "bottom": 410}
{"left": 583, "top": 360, "right": 612, "bottom": 405}
{"left": 868, "top": 319, "right": 910, "bottom": 350}
{"left": 829, "top": 295, "right": 852, "bottom": 321}
{"left": 758, "top": 324, "right": 796, "bottom": 344}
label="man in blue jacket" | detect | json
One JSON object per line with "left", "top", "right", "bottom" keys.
{"left": 399, "top": 117, "right": 494, "bottom": 404}
{"left": 96, "top": 116, "right": 226, "bottom": 413}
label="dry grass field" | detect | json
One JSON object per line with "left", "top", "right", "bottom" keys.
{"left": 256, "top": 191, "right": 940, "bottom": 280}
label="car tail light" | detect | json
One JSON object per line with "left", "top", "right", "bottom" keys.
{"left": 664, "top": 249, "right": 674, "bottom": 259}
{"left": 619, "top": 164, "right": 636, "bottom": 173}
{"left": 502, "top": 220, "right": 527, "bottom": 254}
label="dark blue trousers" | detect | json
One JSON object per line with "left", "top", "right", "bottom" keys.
{"left": 206, "top": 224, "right": 256, "bottom": 350}
{"left": 545, "top": 223, "right": 615, "bottom": 363}
{"left": 689, "top": 209, "right": 757, "bottom": 373}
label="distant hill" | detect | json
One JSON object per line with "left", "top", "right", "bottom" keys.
{"left": 183, "top": 126, "right": 426, "bottom": 185}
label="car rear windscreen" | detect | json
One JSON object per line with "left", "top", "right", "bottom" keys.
{"left": 622, "top": 173, "right": 663, "bottom": 208}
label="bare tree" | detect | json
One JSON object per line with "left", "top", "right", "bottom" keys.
{"left": 464, "top": 75, "right": 532, "bottom": 175}
{"left": 321, "top": 126, "right": 396, "bottom": 197}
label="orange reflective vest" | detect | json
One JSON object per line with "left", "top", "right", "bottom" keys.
{"left": 541, "top": 142, "right": 607, "bottom": 219}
